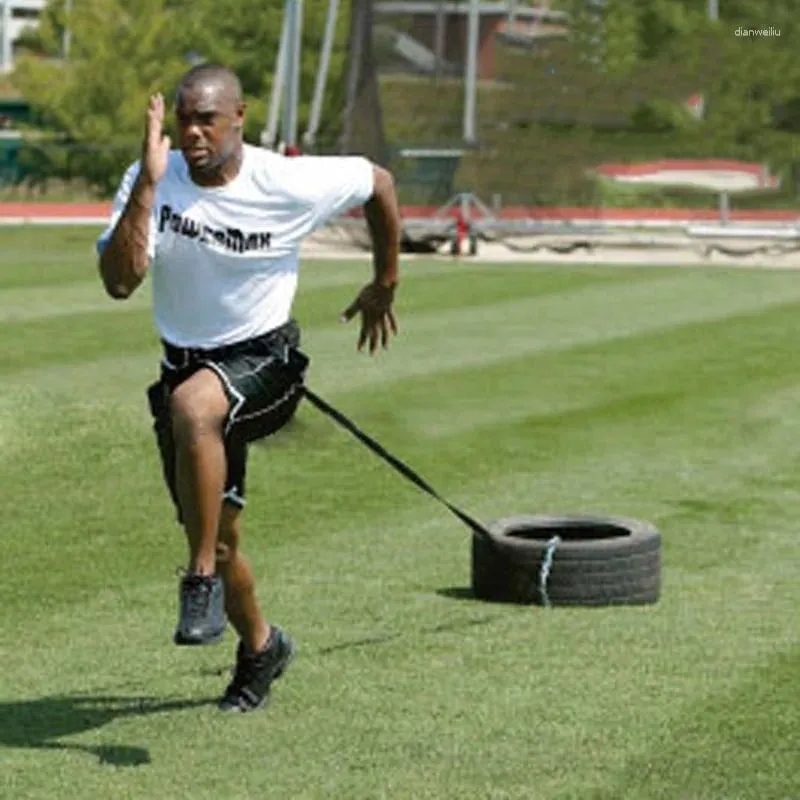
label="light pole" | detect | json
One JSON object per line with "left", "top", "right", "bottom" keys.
{"left": 282, "top": 0, "right": 303, "bottom": 150}
{"left": 463, "top": 0, "right": 479, "bottom": 144}
{"left": 1, "top": 2, "right": 11, "bottom": 72}
{"left": 708, "top": 0, "right": 718, "bottom": 21}
{"left": 63, "top": 0, "right": 73, "bottom": 59}
{"left": 507, "top": 0, "right": 517, "bottom": 26}
{"left": 303, "top": 0, "right": 339, "bottom": 150}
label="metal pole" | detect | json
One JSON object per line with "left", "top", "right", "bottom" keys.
{"left": 0, "top": 2, "right": 9, "bottom": 72}
{"left": 340, "top": 0, "right": 366, "bottom": 154}
{"left": 63, "top": 0, "right": 73, "bottom": 59}
{"left": 708, "top": 0, "right": 718, "bottom": 21}
{"left": 507, "top": 0, "right": 517, "bottom": 25}
{"left": 303, "top": 0, "right": 339, "bottom": 150}
{"left": 434, "top": 0, "right": 445, "bottom": 80}
{"left": 463, "top": 0, "right": 479, "bottom": 144}
{"left": 263, "top": 3, "right": 291, "bottom": 147}
{"left": 282, "top": 0, "right": 303, "bottom": 149}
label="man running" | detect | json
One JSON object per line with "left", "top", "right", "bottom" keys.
{"left": 97, "top": 63, "right": 400, "bottom": 712}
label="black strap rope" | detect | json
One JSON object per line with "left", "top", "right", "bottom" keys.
{"left": 301, "top": 387, "right": 496, "bottom": 544}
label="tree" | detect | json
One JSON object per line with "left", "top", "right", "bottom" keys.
{"left": 170, "top": 0, "right": 352, "bottom": 150}
{"left": 549, "top": 0, "right": 800, "bottom": 177}
{"left": 13, "top": 0, "right": 353, "bottom": 194}
{"left": 13, "top": 0, "right": 197, "bottom": 194}
{"left": 558, "top": 0, "right": 640, "bottom": 75}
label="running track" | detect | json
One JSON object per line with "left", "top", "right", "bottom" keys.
{"left": 0, "top": 202, "right": 798, "bottom": 224}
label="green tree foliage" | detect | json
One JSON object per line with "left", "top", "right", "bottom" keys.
{"left": 14, "top": 0, "right": 191, "bottom": 194}
{"left": 169, "top": 0, "right": 351, "bottom": 148}
{"left": 13, "top": 0, "right": 351, "bottom": 195}
{"left": 550, "top": 0, "right": 800, "bottom": 179}
{"left": 560, "top": 0, "right": 640, "bottom": 75}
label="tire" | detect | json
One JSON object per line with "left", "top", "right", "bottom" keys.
{"left": 471, "top": 514, "right": 661, "bottom": 607}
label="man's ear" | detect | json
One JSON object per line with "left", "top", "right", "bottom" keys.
{"left": 235, "top": 102, "right": 247, "bottom": 130}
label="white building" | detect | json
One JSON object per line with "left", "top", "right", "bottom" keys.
{"left": 0, "top": 0, "right": 47, "bottom": 73}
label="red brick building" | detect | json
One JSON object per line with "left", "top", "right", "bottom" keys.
{"left": 375, "top": 1, "right": 567, "bottom": 79}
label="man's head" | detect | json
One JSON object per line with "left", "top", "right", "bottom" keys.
{"left": 175, "top": 64, "right": 246, "bottom": 185}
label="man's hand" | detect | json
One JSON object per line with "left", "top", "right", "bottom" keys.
{"left": 141, "top": 93, "right": 171, "bottom": 187}
{"left": 340, "top": 281, "right": 398, "bottom": 354}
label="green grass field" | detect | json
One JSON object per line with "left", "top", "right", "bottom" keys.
{"left": 1, "top": 226, "right": 798, "bottom": 800}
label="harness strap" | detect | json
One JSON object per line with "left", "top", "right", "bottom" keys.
{"left": 301, "top": 387, "right": 497, "bottom": 545}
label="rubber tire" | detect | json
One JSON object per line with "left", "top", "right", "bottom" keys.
{"left": 471, "top": 514, "right": 661, "bottom": 607}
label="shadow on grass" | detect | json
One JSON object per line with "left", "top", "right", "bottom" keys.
{"left": 316, "top": 613, "right": 498, "bottom": 655}
{"left": 251, "top": 414, "right": 306, "bottom": 449}
{"left": 0, "top": 694, "right": 212, "bottom": 767}
{"left": 436, "top": 587, "right": 479, "bottom": 602}
{"left": 437, "top": 587, "right": 544, "bottom": 606}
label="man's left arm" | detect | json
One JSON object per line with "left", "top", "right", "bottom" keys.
{"left": 340, "top": 164, "right": 402, "bottom": 354}
{"left": 281, "top": 154, "right": 402, "bottom": 354}
{"left": 364, "top": 165, "right": 401, "bottom": 290}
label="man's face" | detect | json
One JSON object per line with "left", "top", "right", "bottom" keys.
{"left": 175, "top": 82, "right": 244, "bottom": 176}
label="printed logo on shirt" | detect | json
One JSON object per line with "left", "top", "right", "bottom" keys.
{"left": 158, "top": 204, "right": 272, "bottom": 253}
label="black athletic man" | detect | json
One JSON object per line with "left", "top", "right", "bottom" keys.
{"left": 97, "top": 64, "right": 401, "bottom": 712}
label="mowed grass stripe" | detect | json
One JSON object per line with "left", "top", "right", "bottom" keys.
{"left": 2, "top": 237, "right": 799, "bottom": 798}
{"left": 0, "top": 244, "right": 658, "bottom": 325}
{"left": 5, "top": 300, "right": 800, "bottom": 614}
{"left": 4, "top": 276, "right": 800, "bottom": 503}
{"left": 2, "top": 422, "right": 797, "bottom": 800}
{"left": 296, "top": 260, "right": 667, "bottom": 319}
{"left": 0, "top": 226, "right": 104, "bottom": 289}
{"left": 0, "top": 257, "right": 656, "bottom": 341}
{"left": 0, "top": 280, "right": 149, "bottom": 322}
{"left": 3, "top": 601, "right": 795, "bottom": 799}
{"left": 4, "top": 360, "right": 797, "bottom": 688}
{"left": 0, "top": 307, "right": 155, "bottom": 371}
{"left": 0, "top": 259, "right": 629, "bottom": 366}
{"left": 3, "top": 286, "right": 800, "bottom": 490}
{"left": 342, "top": 298, "right": 800, "bottom": 438}
{"left": 5, "top": 263, "right": 799, "bottom": 389}
{"left": 3, "top": 275, "right": 800, "bottom": 491}
{"left": 299, "top": 269, "right": 800, "bottom": 394}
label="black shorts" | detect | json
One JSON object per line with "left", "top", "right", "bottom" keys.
{"left": 146, "top": 319, "right": 308, "bottom": 522}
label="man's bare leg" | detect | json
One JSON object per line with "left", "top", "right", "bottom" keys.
{"left": 169, "top": 368, "right": 230, "bottom": 646}
{"left": 216, "top": 502, "right": 295, "bottom": 712}
{"left": 216, "top": 504, "right": 270, "bottom": 654}
{"left": 170, "top": 369, "right": 229, "bottom": 575}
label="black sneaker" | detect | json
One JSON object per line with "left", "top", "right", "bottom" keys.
{"left": 173, "top": 572, "right": 227, "bottom": 646}
{"left": 218, "top": 627, "right": 295, "bottom": 713}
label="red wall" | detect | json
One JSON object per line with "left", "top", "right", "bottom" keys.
{"left": 409, "top": 13, "right": 503, "bottom": 79}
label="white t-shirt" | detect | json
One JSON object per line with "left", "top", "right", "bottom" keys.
{"left": 97, "top": 144, "right": 374, "bottom": 347}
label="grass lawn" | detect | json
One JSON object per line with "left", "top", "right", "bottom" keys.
{"left": 0, "top": 226, "right": 798, "bottom": 799}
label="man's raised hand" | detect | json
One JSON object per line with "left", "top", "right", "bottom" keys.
{"left": 141, "top": 93, "right": 171, "bottom": 186}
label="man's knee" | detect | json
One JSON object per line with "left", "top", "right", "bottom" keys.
{"left": 170, "top": 369, "right": 229, "bottom": 440}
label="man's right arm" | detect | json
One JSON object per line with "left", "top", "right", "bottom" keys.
{"left": 98, "top": 92, "right": 172, "bottom": 300}
{"left": 97, "top": 173, "right": 155, "bottom": 300}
